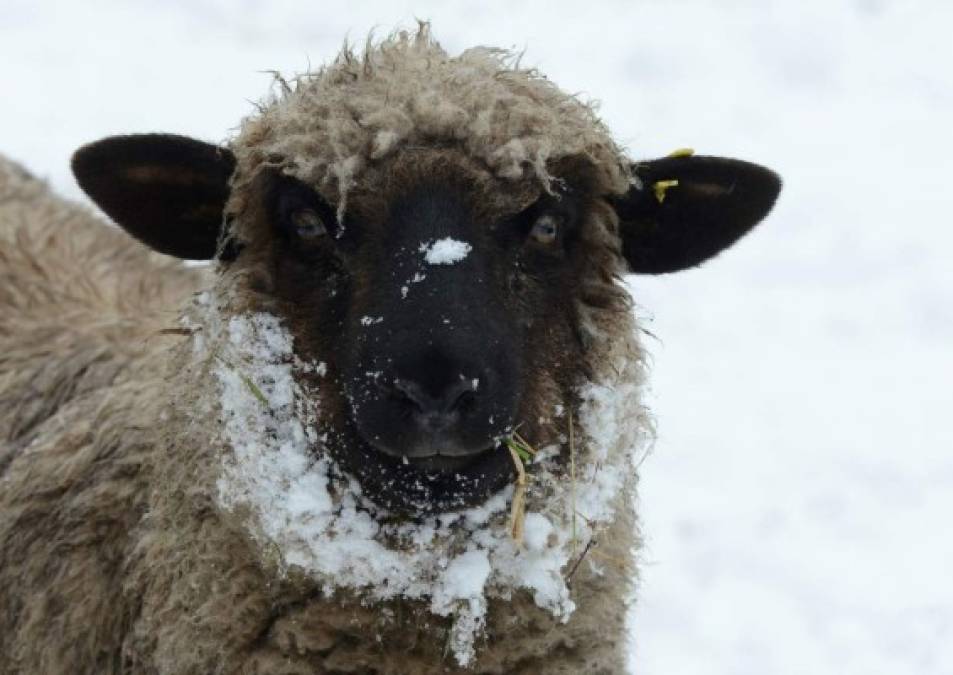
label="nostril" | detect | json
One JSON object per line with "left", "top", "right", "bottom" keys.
{"left": 447, "top": 383, "right": 479, "bottom": 415}
{"left": 453, "top": 389, "right": 477, "bottom": 413}
{"left": 391, "top": 378, "right": 427, "bottom": 413}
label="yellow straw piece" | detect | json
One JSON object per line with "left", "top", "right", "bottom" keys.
{"left": 569, "top": 412, "right": 577, "bottom": 555}
{"left": 507, "top": 443, "right": 527, "bottom": 544}
{"left": 667, "top": 147, "right": 695, "bottom": 158}
{"left": 653, "top": 179, "right": 679, "bottom": 203}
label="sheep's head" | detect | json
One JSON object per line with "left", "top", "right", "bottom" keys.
{"left": 71, "top": 29, "right": 780, "bottom": 515}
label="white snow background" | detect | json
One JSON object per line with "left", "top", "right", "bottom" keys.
{"left": 2, "top": 1, "right": 951, "bottom": 673}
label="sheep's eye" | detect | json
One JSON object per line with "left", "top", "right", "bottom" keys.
{"left": 291, "top": 207, "right": 327, "bottom": 239}
{"left": 529, "top": 214, "right": 559, "bottom": 245}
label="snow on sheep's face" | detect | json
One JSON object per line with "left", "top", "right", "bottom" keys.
{"left": 71, "top": 134, "right": 780, "bottom": 512}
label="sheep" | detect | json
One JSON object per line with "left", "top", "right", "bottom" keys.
{"left": 0, "top": 25, "right": 780, "bottom": 675}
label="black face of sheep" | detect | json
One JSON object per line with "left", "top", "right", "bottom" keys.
{"left": 271, "top": 174, "right": 524, "bottom": 462}
{"left": 71, "top": 134, "right": 780, "bottom": 513}
{"left": 263, "top": 164, "right": 536, "bottom": 512}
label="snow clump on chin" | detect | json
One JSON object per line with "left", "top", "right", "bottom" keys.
{"left": 209, "top": 309, "right": 647, "bottom": 666}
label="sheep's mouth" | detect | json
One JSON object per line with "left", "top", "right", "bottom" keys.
{"left": 327, "top": 429, "right": 515, "bottom": 514}
{"left": 400, "top": 444, "right": 501, "bottom": 473}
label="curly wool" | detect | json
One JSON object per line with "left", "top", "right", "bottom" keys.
{"left": 230, "top": 24, "right": 632, "bottom": 215}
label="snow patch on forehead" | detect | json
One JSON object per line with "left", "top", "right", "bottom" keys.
{"left": 419, "top": 237, "right": 472, "bottom": 265}
{"left": 209, "top": 309, "right": 648, "bottom": 667}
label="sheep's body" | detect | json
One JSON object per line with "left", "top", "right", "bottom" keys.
{"left": 0, "top": 157, "right": 639, "bottom": 673}
{"left": 1, "top": 25, "right": 781, "bottom": 675}
{"left": 0, "top": 157, "right": 193, "bottom": 672}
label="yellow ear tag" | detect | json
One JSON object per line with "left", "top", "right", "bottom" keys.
{"left": 667, "top": 147, "right": 695, "bottom": 158}
{"left": 653, "top": 179, "right": 679, "bottom": 203}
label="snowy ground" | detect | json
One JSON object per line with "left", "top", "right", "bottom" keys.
{"left": 2, "top": 2, "right": 951, "bottom": 673}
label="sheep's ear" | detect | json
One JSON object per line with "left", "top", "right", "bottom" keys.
{"left": 611, "top": 155, "right": 781, "bottom": 274}
{"left": 71, "top": 134, "right": 235, "bottom": 260}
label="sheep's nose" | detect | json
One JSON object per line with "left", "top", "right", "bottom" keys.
{"left": 392, "top": 376, "right": 478, "bottom": 431}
